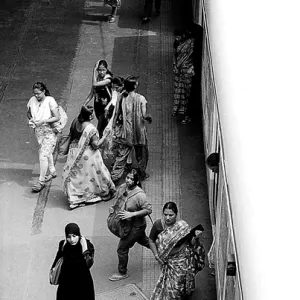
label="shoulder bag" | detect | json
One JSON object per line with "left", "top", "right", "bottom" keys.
{"left": 107, "top": 187, "right": 143, "bottom": 238}
{"left": 57, "top": 119, "right": 76, "bottom": 156}
{"left": 49, "top": 241, "right": 66, "bottom": 285}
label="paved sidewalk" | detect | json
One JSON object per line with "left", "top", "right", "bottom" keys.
{"left": 0, "top": 0, "right": 216, "bottom": 299}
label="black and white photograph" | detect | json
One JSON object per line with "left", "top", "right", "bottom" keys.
{"left": 0, "top": 0, "right": 299, "bottom": 299}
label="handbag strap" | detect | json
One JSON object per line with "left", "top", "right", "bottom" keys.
{"left": 124, "top": 188, "right": 153, "bottom": 224}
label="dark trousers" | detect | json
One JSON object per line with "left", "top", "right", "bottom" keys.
{"left": 117, "top": 224, "right": 150, "bottom": 275}
{"left": 144, "top": 0, "right": 162, "bottom": 17}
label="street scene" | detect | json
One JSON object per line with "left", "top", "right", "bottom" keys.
{"left": 0, "top": 0, "right": 216, "bottom": 299}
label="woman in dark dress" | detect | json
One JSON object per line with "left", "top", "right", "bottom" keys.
{"left": 51, "top": 223, "right": 95, "bottom": 300}
{"left": 85, "top": 60, "right": 113, "bottom": 137}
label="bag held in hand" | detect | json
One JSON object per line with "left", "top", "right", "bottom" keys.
{"left": 49, "top": 241, "right": 66, "bottom": 285}
{"left": 49, "top": 257, "right": 63, "bottom": 285}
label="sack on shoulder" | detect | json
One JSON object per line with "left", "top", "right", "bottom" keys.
{"left": 52, "top": 106, "right": 68, "bottom": 133}
{"left": 107, "top": 188, "right": 139, "bottom": 239}
{"left": 49, "top": 257, "right": 63, "bottom": 285}
{"left": 57, "top": 134, "right": 72, "bottom": 156}
{"left": 107, "top": 196, "right": 133, "bottom": 238}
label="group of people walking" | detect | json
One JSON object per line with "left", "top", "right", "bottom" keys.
{"left": 51, "top": 200, "right": 205, "bottom": 300}
{"left": 26, "top": 25, "right": 199, "bottom": 300}
{"left": 27, "top": 60, "right": 151, "bottom": 211}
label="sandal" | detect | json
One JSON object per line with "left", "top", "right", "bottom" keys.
{"left": 32, "top": 181, "right": 46, "bottom": 193}
{"left": 141, "top": 17, "right": 150, "bottom": 24}
{"left": 69, "top": 203, "right": 85, "bottom": 210}
{"left": 44, "top": 172, "right": 57, "bottom": 182}
{"left": 108, "top": 16, "right": 116, "bottom": 23}
{"left": 181, "top": 116, "right": 191, "bottom": 125}
{"left": 109, "top": 273, "right": 129, "bottom": 281}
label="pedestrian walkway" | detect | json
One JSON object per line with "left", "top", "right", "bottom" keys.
{"left": 0, "top": 0, "right": 216, "bottom": 299}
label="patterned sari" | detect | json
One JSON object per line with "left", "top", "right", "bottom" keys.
{"left": 62, "top": 123, "right": 116, "bottom": 206}
{"left": 150, "top": 220, "right": 198, "bottom": 300}
{"left": 173, "top": 38, "right": 195, "bottom": 117}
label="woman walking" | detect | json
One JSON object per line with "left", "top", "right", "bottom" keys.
{"left": 149, "top": 202, "right": 205, "bottom": 300}
{"left": 51, "top": 223, "right": 95, "bottom": 300}
{"left": 104, "top": 0, "right": 121, "bottom": 23}
{"left": 27, "top": 82, "right": 60, "bottom": 192}
{"left": 111, "top": 75, "right": 152, "bottom": 183}
{"left": 102, "top": 76, "right": 124, "bottom": 159}
{"left": 85, "top": 60, "right": 112, "bottom": 137}
{"left": 172, "top": 29, "right": 195, "bottom": 124}
{"left": 62, "top": 105, "right": 116, "bottom": 210}
{"left": 109, "top": 169, "right": 152, "bottom": 281}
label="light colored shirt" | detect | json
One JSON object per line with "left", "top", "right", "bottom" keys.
{"left": 27, "top": 96, "right": 58, "bottom": 123}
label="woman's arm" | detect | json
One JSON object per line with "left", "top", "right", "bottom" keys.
{"left": 81, "top": 238, "right": 95, "bottom": 269}
{"left": 27, "top": 108, "right": 32, "bottom": 120}
{"left": 149, "top": 222, "right": 165, "bottom": 265}
{"left": 149, "top": 238, "right": 164, "bottom": 265}
{"left": 141, "top": 97, "right": 152, "bottom": 124}
{"left": 47, "top": 106, "right": 60, "bottom": 124}
{"left": 93, "top": 78, "right": 111, "bottom": 87}
{"left": 90, "top": 133, "right": 106, "bottom": 150}
{"left": 33, "top": 106, "right": 60, "bottom": 126}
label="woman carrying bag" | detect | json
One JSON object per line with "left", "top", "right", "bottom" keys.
{"left": 50, "top": 223, "right": 95, "bottom": 300}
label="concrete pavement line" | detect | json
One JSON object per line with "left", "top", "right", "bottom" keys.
{"left": 141, "top": 0, "right": 182, "bottom": 296}
{"left": 31, "top": 151, "right": 58, "bottom": 235}
{"left": 0, "top": 162, "right": 35, "bottom": 170}
{"left": 0, "top": 0, "right": 39, "bottom": 105}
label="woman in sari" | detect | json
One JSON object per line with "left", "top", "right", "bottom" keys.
{"left": 110, "top": 75, "right": 152, "bottom": 183}
{"left": 62, "top": 105, "right": 116, "bottom": 210}
{"left": 149, "top": 202, "right": 205, "bottom": 300}
{"left": 102, "top": 76, "right": 124, "bottom": 159}
{"left": 172, "top": 29, "right": 195, "bottom": 124}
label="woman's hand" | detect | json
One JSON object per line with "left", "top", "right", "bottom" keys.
{"left": 118, "top": 210, "right": 135, "bottom": 220}
{"left": 80, "top": 236, "right": 88, "bottom": 253}
{"left": 109, "top": 206, "right": 114, "bottom": 214}
{"left": 154, "top": 255, "right": 164, "bottom": 266}
{"left": 34, "top": 119, "right": 47, "bottom": 126}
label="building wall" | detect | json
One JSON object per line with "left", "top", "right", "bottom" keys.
{"left": 199, "top": 1, "right": 243, "bottom": 299}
